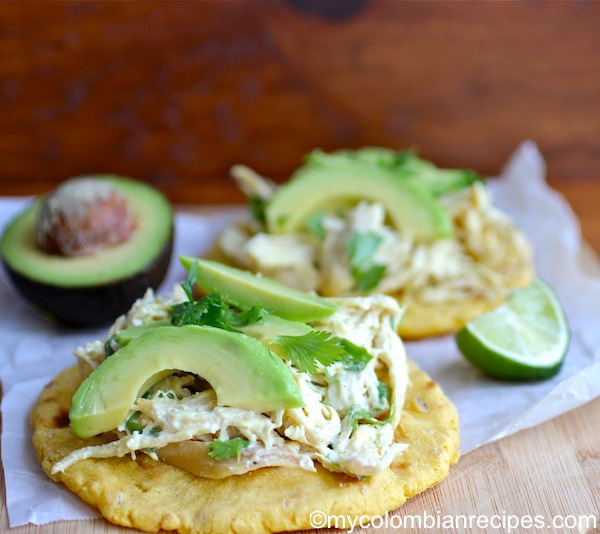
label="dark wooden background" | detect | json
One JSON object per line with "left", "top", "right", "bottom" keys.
{"left": 1, "top": 0, "right": 600, "bottom": 204}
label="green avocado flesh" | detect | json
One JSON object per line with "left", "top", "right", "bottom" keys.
{"left": 241, "top": 314, "right": 312, "bottom": 343}
{"left": 115, "top": 320, "right": 171, "bottom": 345}
{"left": 310, "top": 147, "right": 480, "bottom": 198}
{"left": 70, "top": 325, "right": 304, "bottom": 438}
{"left": 116, "top": 315, "right": 311, "bottom": 347}
{"left": 264, "top": 161, "right": 453, "bottom": 241}
{"left": 0, "top": 175, "right": 173, "bottom": 326}
{"left": 180, "top": 257, "right": 338, "bottom": 322}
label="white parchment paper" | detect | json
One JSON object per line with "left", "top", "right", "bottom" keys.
{"left": 2, "top": 141, "right": 600, "bottom": 527}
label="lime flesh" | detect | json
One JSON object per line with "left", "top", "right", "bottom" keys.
{"left": 455, "top": 279, "right": 570, "bottom": 380}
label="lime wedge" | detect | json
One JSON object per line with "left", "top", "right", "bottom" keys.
{"left": 455, "top": 279, "right": 570, "bottom": 380}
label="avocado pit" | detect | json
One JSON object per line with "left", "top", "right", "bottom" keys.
{"left": 36, "top": 178, "right": 136, "bottom": 257}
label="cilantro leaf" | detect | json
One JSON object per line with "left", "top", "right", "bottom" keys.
{"left": 351, "top": 263, "right": 387, "bottom": 292}
{"left": 125, "top": 411, "right": 144, "bottom": 434}
{"left": 386, "top": 149, "right": 414, "bottom": 168}
{"left": 208, "top": 438, "right": 250, "bottom": 461}
{"left": 125, "top": 412, "right": 161, "bottom": 436}
{"left": 377, "top": 381, "right": 390, "bottom": 408}
{"left": 339, "top": 338, "right": 373, "bottom": 371}
{"left": 347, "top": 404, "right": 374, "bottom": 429}
{"left": 104, "top": 335, "right": 118, "bottom": 357}
{"left": 236, "top": 303, "right": 268, "bottom": 326}
{"left": 249, "top": 195, "right": 267, "bottom": 225}
{"left": 347, "top": 231, "right": 383, "bottom": 265}
{"left": 181, "top": 259, "right": 198, "bottom": 303}
{"left": 346, "top": 404, "right": 390, "bottom": 429}
{"left": 170, "top": 294, "right": 267, "bottom": 332}
{"left": 270, "top": 330, "right": 346, "bottom": 374}
{"left": 194, "top": 294, "right": 240, "bottom": 331}
{"left": 307, "top": 212, "right": 326, "bottom": 239}
{"left": 346, "top": 231, "right": 387, "bottom": 291}
{"left": 170, "top": 300, "right": 209, "bottom": 327}
{"left": 172, "top": 261, "right": 266, "bottom": 331}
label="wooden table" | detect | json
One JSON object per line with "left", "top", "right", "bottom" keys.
{"left": 1, "top": 180, "right": 599, "bottom": 534}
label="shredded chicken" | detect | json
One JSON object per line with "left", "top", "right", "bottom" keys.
{"left": 230, "top": 164, "right": 277, "bottom": 199}
{"left": 217, "top": 177, "right": 532, "bottom": 305}
{"left": 73, "top": 286, "right": 187, "bottom": 370}
{"left": 55, "top": 292, "right": 408, "bottom": 480}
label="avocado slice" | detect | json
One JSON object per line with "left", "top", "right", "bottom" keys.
{"left": 70, "top": 324, "right": 304, "bottom": 438}
{"left": 0, "top": 175, "right": 173, "bottom": 327}
{"left": 180, "top": 257, "right": 338, "bottom": 322}
{"left": 240, "top": 314, "right": 312, "bottom": 343}
{"left": 114, "top": 315, "right": 311, "bottom": 348}
{"left": 264, "top": 160, "right": 453, "bottom": 240}
{"left": 308, "top": 147, "right": 480, "bottom": 197}
{"left": 114, "top": 320, "right": 171, "bottom": 345}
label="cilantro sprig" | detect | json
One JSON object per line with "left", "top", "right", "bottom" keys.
{"left": 249, "top": 195, "right": 267, "bottom": 225}
{"left": 339, "top": 338, "right": 373, "bottom": 371}
{"left": 346, "top": 403, "right": 393, "bottom": 430}
{"left": 171, "top": 294, "right": 267, "bottom": 331}
{"left": 269, "top": 331, "right": 373, "bottom": 374}
{"left": 208, "top": 438, "right": 250, "bottom": 461}
{"left": 306, "top": 212, "right": 327, "bottom": 239}
{"left": 346, "top": 231, "right": 387, "bottom": 292}
{"left": 347, "top": 231, "right": 383, "bottom": 265}
{"left": 170, "top": 261, "right": 267, "bottom": 331}
{"left": 270, "top": 330, "right": 346, "bottom": 374}
{"left": 351, "top": 264, "right": 387, "bottom": 292}
{"left": 180, "top": 258, "right": 199, "bottom": 302}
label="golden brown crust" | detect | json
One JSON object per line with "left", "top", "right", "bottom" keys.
{"left": 396, "top": 266, "right": 534, "bottom": 339}
{"left": 32, "top": 361, "right": 459, "bottom": 534}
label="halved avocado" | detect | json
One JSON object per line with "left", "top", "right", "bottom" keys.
{"left": 0, "top": 175, "right": 173, "bottom": 327}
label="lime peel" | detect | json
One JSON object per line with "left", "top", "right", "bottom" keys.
{"left": 455, "top": 278, "right": 570, "bottom": 380}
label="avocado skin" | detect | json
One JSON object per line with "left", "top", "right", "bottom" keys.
{"left": 2, "top": 231, "right": 173, "bottom": 327}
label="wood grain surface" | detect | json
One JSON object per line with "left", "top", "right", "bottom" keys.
{"left": 2, "top": 1, "right": 600, "bottom": 202}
